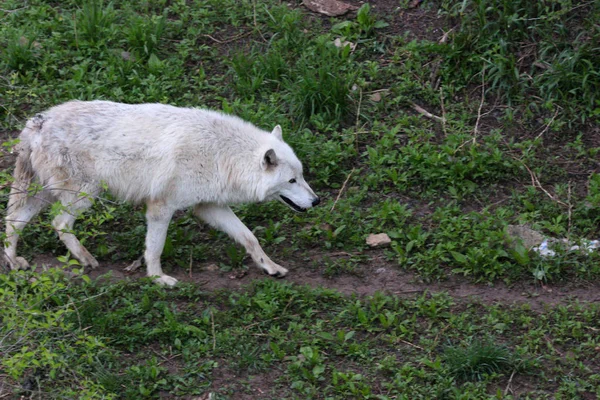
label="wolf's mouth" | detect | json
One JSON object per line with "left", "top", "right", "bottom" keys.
{"left": 280, "top": 195, "right": 307, "bottom": 213}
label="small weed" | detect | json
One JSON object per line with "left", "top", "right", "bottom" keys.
{"left": 356, "top": 3, "right": 389, "bottom": 36}
{"left": 321, "top": 256, "right": 361, "bottom": 278}
{"left": 223, "top": 243, "right": 247, "bottom": 271}
{"left": 332, "top": 3, "right": 389, "bottom": 38}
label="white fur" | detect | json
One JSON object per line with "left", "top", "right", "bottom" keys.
{"left": 3, "top": 100, "right": 319, "bottom": 286}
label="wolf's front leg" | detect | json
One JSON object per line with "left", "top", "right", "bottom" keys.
{"left": 145, "top": 201, "right": 178, "bottom": 286}
{"left": 193, "top": 204, "right": 288, "bottom": 277}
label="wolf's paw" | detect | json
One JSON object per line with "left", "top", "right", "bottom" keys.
{"left": 4, "top": 255, "right": 30, "bottom": 271}
{"left": 78, "top": 250, "right": 99, "bottom": 269}
{"left": 263, "top": 264, "right": 288, "bottom": 278}
{"left": 84, "top": 257, "right": 100, "bottom": 269}
{"left": 152, "top": 274, "right": 179, "bottom": 287}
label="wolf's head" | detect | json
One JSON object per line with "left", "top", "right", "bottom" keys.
{"left": 259, "top": 126, "right": 320, "bottom": 212}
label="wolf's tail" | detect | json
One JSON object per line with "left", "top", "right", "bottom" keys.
{"left": 7, "top": 114, "right": 43, "bottom": 212}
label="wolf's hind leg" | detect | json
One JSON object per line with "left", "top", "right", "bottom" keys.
{"left": 52, "top": 189, "right": 99, "bottom": 268}
{"left": 193, "top": 204, "right": 288, "bottom": 277}
{"left": 144, "top": 201, "right": 178, "bottom": 286}
{"left": 4, "top": 189, "right": 50, "bottom": 270}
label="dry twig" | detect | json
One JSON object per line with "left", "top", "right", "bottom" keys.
{"left": 524, "top": 106, "right": 561, "bottom": 155}
{"left": 503, "top": 369, "right": 517, "bottom": 396}
{"left": 211, "top": 309, "right": 216, "bottom": 352}
{"left": 397, "top": 338, "right": 424, "bottom": 351}
{"left": 330, "top": 168, "right": 355, "bottom": 212}
{"left": 517, "top": 158, "right": 568, "bottom": 207}
{"left": 439, "top": 87, "right": 447, "bottom": 136}
{"left": 472, "top": 67, "right": 486, "bottom": 144}
{"left": 203, "top": 31, "right": 251, "bottom": 45}
{"left": 410, "top": 102, "right": 446, "bottom": 124}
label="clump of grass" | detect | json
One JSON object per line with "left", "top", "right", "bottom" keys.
{"left": 4, "top": 33, "right": 39, "bottom": 73}
{"left": 442, "top": 0, "right": 600, "bottom": 121}
{"left": 126, "top": 10, "right": 168, "bottom": 59}
{"left": 76, "top": 0, "right": 116, "bottom": 45}
{"left": 443, "top": 340, "right": 517, "bottom": 382}
{"left": 283, "top": 37, "right": 356, "bottom": 126}
{"left": 230, "top": 5, "right": 356, "bottom": 127}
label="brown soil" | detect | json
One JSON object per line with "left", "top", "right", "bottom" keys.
{"left": 29, "top": 249, "right": 600, "bottom": 312}
{"left": 303, "top": 0, "right": 449, "bottom": 42}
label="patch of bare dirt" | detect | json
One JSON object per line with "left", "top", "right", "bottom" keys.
{"left": 29, "top": 250, "right": 600, "bottom": 311}
{"left": 321, "top": 0, "right": 449, "bottom": 42}
{"left": 204, "top": 362, "right": 284, "bottom": 400}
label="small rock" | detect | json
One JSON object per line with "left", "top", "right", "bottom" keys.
{"left": 375, "top": 267, "right": 386, "bottom": 274}
{"left": 370, "top": 92, "right": 382, "bottom": 102}
{"left": 366, "top": 233, "right": 391, "bottom": 248}
{"left": 19, "top": 36, "right": 41, "bottom": 49}
{"left": 121, "top": 51, "right": 135, "bottom": 62}
{"left": 302, "top": 0, "right": 357, "bottom": 16}
{"left": 506, "top": 225, "right": 544, "bottom": 249}
{"left": 320, "top": 223, "right": 332, "bottom": 232}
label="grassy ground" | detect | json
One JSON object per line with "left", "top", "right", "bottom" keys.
{"left": 1, "top": 0, "right": 599, "bottom": 398}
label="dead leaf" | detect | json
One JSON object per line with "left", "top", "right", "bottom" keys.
{"left": 229, "top": 270, "right": 248, "bottom": 280}
{"left": 205, "top": 263, "right": 219, "bottom": 272}
{"left": 124, "top": 256, "right": 143, "bottom": 273}
{"left": 333, "top": 37, "right": 356, "bottom": 52}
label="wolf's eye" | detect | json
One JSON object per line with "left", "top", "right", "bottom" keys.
{"left": 289, "top": 178, "right": 296, "bottom": 184}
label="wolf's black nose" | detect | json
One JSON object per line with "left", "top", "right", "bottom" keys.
{"left": 312, "top": 197, "right": 320, "bottom": 206}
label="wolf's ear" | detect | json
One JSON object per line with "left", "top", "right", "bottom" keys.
{"left": 262, "top": 149, "right": 278, "bottom": 170}
{"left": 271, "top": 125, "right": 283, "bottom": 141}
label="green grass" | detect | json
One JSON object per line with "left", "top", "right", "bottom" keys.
{"left": 1, "top": 0, "right": 600, "bottom": 398}
{"left": 1, "top": 270, "right": 599, "bottom": 398}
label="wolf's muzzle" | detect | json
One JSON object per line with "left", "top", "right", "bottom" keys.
{"left": 280, "top": 195, "right": 307, "bottom": 212}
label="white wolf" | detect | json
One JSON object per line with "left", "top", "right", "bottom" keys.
{"left": 3, "top": 100, "right": 320, "bottom": 286}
